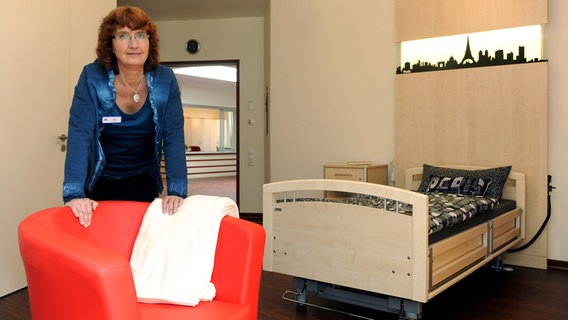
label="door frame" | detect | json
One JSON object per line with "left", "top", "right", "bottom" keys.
{"left": 163, "top": 60, "right": 240, "bottom": 205}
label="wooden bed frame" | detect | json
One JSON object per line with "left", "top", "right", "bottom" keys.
{"left": 262, "top": 166, "right": 525, "bottom": 319}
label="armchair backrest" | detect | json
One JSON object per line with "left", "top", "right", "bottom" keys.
{"left": 56, "top": 201, "right": 149, "bottom": 259}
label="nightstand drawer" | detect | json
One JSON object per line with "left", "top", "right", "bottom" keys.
{"left": 324, "top": 167, "right": 365, "bottom": 181}
{"left": 323, "top": 164, "right": 387, "bottom": 185}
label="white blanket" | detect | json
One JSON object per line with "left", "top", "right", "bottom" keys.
{"left": 130, "top": 195, "right": 239, "bottom": 306}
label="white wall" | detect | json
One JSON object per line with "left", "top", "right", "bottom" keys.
{"left": 0, "top": 0, "right": 115, "bottom": 296}
{"left": 156, "top": 17, "right": 265, "bottom": 213}
{"left": 181, "top": 85, "right": 236, "bottom": 108}
{"left": 268, "top": 0, "right": 396, "bottom": 181}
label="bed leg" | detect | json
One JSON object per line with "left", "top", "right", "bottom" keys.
{"left": 489, "top": 254, "right": 514, "bottom": 272}
{"left": 292, "top": 277, "right": 308, "bottom": 308}
{"left": 397, "top": 299, "right": 423, "bottom": 320}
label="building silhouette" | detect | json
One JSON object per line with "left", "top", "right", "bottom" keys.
{"left": 460, "top": 37, "right": 476, "bottom": 65}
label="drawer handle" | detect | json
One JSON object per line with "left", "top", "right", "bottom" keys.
{"left": 334, "top": 173, "right": 353, "bottom": 177}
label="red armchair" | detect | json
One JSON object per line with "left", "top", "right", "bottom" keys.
{"left": 18, "top": 201, "right": 266, "bottom": 320}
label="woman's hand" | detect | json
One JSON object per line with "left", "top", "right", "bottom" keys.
{"left": 65, "top": 198, "right": 99, "bottom": 228}
{"left": 162, "top": 195, "right": 184, "bottom": 215}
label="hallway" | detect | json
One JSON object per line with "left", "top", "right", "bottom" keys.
{"left": 187, "top": 176, "right": 236, "bottom": 202}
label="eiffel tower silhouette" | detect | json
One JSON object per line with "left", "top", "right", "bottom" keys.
{"left": 460, "top": 36, "right": 476, "bottom": 65}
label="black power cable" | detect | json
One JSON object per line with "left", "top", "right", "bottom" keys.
{"left": 508, "top": 175, "right": 554, "bottom": 253}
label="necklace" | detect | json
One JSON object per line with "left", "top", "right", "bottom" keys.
{"left": 118, "top": 73, "right": 144, "bottom": 103}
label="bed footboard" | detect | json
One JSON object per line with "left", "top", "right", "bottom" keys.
{"left": 263, "top": 179, "right": 430, "bottom": 303}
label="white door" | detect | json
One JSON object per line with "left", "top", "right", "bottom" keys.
{"left": 0, "top": 0, "right": 115, "bottom": 297}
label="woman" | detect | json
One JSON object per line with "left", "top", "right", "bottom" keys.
{"left": 63, "top": 6, "right": 187, "bottom": 227}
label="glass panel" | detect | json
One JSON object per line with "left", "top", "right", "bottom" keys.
{"left": 219, "top": 109, "right": 236, "bottom": 151}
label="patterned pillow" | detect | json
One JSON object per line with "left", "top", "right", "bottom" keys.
{"left": 417, "top": 164, "right": 512, "bottom": 199}
{"left": 425, "top": 176, "right": 492, "bottom": 196}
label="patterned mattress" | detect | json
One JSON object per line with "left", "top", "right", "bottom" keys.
{"left": 425, "top": 192, "right": 498, "bottom": 234}
{"left": 276, "top": 192, "right": 499, "bottom": 235}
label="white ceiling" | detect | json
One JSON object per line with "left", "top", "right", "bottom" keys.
{"left": 116, "top": 0, "right": 268, "bottom": 21}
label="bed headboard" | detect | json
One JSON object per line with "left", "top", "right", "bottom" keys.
{"left": 395, "top": 62, "right": 547, "bottom": 270}
{"left": 405, "top": 165, "right": 526, "bottom": 239}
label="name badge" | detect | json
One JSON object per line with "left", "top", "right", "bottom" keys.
{"left": 102, "top": 116, "right": 122, "bottom": 124}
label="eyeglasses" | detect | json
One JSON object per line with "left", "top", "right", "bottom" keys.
{"left": 112, "top": 32, "right": 150, "bottom": 42}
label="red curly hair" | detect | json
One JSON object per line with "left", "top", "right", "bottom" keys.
{"left": 96, "top": 6, "right": 160, "bottom": 73}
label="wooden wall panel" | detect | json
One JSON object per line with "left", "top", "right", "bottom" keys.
{"left": 395, "top": 62, "right": 548, "bottom": 269}
{"left": 396, "top": 0, "right": 548, "bottom": 41}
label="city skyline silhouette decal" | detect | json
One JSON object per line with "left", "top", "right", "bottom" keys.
{"left": 396, "top": 30, "right": 546, "bottom": 74}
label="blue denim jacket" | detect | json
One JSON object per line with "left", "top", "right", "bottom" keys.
{"left": 62, "top": 61, "right": 188, "bottom": 203}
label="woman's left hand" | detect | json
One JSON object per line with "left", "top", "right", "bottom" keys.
{"left": 162, "top": 195, "right": 184, "bottom": 215}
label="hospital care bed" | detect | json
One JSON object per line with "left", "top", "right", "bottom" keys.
{"left": 262, "top": 165, "right": 525, "bottom": 319}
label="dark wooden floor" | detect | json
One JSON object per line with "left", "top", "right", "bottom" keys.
{"left": 2, "top": 266, "right": 567, "bottom": 320}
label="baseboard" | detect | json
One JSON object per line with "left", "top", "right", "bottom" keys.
{"left": 504, "top": 252, "right": 547, "bottom": 270}
{"left": 548, "top": 259, "right": 568, "bottom": 271}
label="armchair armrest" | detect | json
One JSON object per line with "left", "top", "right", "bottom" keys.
{"left": 212, "top": 216, "right": 266, "bottom": 307}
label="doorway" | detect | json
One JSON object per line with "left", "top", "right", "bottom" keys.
{"left": 164, "top": 60, "right": 239, "bottom": 204}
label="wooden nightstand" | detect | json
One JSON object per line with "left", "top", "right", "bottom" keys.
{"left": 323, "top": 163, "right": 388, "bottom": 198}
{"left": 324, "top": 164, "right": 388, "bottom": 184}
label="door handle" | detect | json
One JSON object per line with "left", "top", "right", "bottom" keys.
{"left": 58, "top": 134, "right": 68, "bottom": 152}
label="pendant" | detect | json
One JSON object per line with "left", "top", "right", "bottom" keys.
{"left": 133, "top": 93, "right": 140, "bottom": 103}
